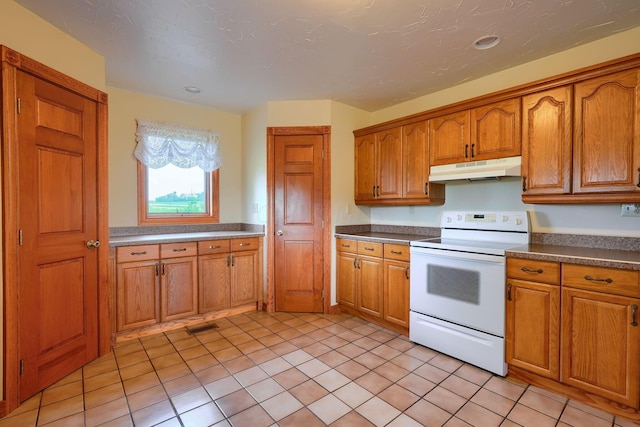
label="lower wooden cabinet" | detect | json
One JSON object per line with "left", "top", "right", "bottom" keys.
{"left": 198, "top": 237, "right": 259, "bottom": 312}
{"left": 336, "top": 238, "right": 409, "bottom": 332}
{"left": 507, "top": 258, "right": 640, "bottom": 412}
{"left": 506, "top": 278, "right": 560, "bottom": 379}
{"left": 383, "top": 244, "right": 410, "bottom": 328}
{"left": 230, "top": 243, "right": 258, "bottom": 306}
{"left": 198, "top": 252, "right": 231, "bottom": 313}
{"left": 116, "top": 245, "right": 161, "bottom": 331}
{"left": 357, "top": 253, "right": 383, "bottom": 318}
{"left": 336, "top": 245, "right": 357, "bottom": 309}
{"left": 506, "top": 258, "right": 561, "bottom": 379}
{"left": 561, "top": 280, "right": 640, "bottom": 408}
{"left": 115, "top": 236, "right": 261, "bottom": 333}
{"left": 562, "top": 265, "right": 640, "bottom": 409}
{"left": 160, "top": 242, "right": 198, "bottom": 322}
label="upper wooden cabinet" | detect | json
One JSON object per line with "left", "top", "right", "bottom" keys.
{"left": 523, "top": 68, "right": 640, "bottom": 203}
{"left": 430, "top": 99, "right": 521, "bottom": 166}
{"left": 355, "top": 128, "right": 402, "bottom": 203}
{"left": 429, "top": 111, "right": 470, "bottom": 165}
{"left": 574, "top": 69, "right": 640, "bottom": 195}
{"left": 355, "top": 124, "right": 444, "bottom": 206}
{"left": 402, "top": 122, "right": 445, "bottom": 202}
{"left": 522, "top": 86, "right": 573, "bottom": 196}
{"left": 470, "top": 98, "right": 522, "bottom": 161}
{"left": 355, "top": 53, "right": 640, "bottom": 205}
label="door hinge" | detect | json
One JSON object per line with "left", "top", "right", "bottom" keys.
{"left": 322, "top": 149, "right": 324, "bottom": 159}
{"left": 20, "top": 360, "right": 24, "bottom": 375}
{"left": 19, "top": 229, "right": 23, "bottom": 246}
{"left": 321, "top": 220, "right": 324, "bottom": 229}
{"left": 17, "top": 97, "right": 21, "bottom": 114}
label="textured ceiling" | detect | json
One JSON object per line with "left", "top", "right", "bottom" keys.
{"left": 15, "top": 0, "right": 640, "bottom": 114}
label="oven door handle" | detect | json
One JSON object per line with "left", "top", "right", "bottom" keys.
{"left": 410, "top": 247, "right": 505, "bottom": 264}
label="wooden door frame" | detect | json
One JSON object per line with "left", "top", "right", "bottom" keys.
{"left": 266, "top": 126, "right": 332, "bottom": 314}
{"left": 0, "top": 46, "right": 110, "bottom": 415}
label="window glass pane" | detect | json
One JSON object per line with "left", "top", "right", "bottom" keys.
{"left": 147, "top": 164, "right": 206, "bottom": 214}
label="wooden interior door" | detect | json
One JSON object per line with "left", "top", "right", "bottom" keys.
{"left": 273, "top": 130, "right": 325, "bottom": 312}
{"left": 16, "top": 70, "right": 100, "bottom": 401}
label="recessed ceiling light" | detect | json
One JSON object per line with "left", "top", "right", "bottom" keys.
{"left": 473, "top": 35, "right": 500, "bottom": 50}
{"left": 184, "top": 86, "right": 201, "bottom": 94}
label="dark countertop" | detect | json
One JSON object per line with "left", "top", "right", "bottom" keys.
{"left": 335, "top": 232, "right": 439, "bottom": 245}
{"left": 507, "top": 243, "right": 640, "bottom": 271}
{"left": 336, "top": 230, "right": 640, "bottom": 271}
{"left": 110, "top": 231, "right": 264, "bottom": 247}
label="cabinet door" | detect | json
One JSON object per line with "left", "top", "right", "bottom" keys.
{"left": 376, "top": 127, "right": 403, "bottom": 199}
{"left": 383, "top": 259, "right": 410, "bottom": 328}
{"left": 231, "top": 250, "right": 257, "bottom": 307}
{"left": 357, "top": 255, "right": 383, "bottom": 318}
{"left": 522, "top": 87, "right": 573, "bottom": 196}
{"left": 429, "top": 110, "right": 470, "bottom": 165}
{"left": 355, "top": 134, "right": 377, "bottom": 202}
{"left": 403, "top": 122, "right": 429, "bottom": 199}
{"left": 470, "top": 98, "right": 521, "bottom": 161}
{"left": 198, "top": 253, "right": 230, "bottom": 313}
{"left": 337, "top": 251, "right": 357, "bottom": 308}
{"left": 574, "top": 69, "right": 640, "bottom": 194}
{"left": 506, "top": 279, "right": 560, "bottom": 380}
{"left": 116, "top": 260, "right": 160, "bottom": 331}
{"left": 561, "top": 287, "right": 640, "bottom": 407}
{"left": 161, "top": 256, "right": 198, "bottom": 321}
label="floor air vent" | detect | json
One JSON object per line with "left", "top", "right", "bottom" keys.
{"left": 186, "top": 323, "right": 219, "bottom": 334}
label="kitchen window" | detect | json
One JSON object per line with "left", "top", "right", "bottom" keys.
{"left": 134, "top": 119, "right": 221, "bottom": 225}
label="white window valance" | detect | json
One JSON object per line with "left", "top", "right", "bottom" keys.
{"left": 134, "top": 119, "right": 222, "bottom": 172}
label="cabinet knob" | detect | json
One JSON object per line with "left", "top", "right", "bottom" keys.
{"left": 276, "top": 230, "right": 284, "bottom": 236}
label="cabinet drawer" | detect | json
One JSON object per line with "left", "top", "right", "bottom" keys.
{"left": 161, "top": 242, "right": 198, "bottom": 259}
{"left": 337, "top": 238, "right": 357, "bottom": 253}
{"left": 117, "top": 244, "right": 159, "bottom": 263}
{"left": 507, "top": 258, "right": 560, "bottom": 285}
{"left": 198, "top": 239, "right": 230, "bottom": 255}
{"left": 231, "top": 237, "right": 259, "bottom": 252}
{"left": 562, "top": 264, "right": 640, "bottom": 297}
{"left": 358, "top": 241, "right": 383, "bottom": 257}
{"left": 384, "top": 243, "right": 410, "bottom": 262}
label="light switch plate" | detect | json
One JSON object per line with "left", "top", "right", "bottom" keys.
{"left": 621, "top": 203, "right": 640, "bottom": 217}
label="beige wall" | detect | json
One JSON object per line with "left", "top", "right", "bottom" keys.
{"left": 108, "top": 87, "right": 243, "bottom": 226}
{"left": 0, "top": 0, "right": 105, "bottom": 90}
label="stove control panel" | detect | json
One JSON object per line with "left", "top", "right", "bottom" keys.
{"left": 441, "top": 211, "right": 529, "bottom": 232}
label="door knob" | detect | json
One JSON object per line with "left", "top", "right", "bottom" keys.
{"left": 276, "top": 230, "right": 284, "bottom": 236}
{"left": 86, "top": 240, "right": 101, "bottom": 248}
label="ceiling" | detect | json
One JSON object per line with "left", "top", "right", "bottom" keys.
{"left": 15, "top": 0, "right": 640, "bottom": 114}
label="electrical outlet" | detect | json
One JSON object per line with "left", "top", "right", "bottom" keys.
{"left": 621, "top": 203, "right": 640, "bottom": 217}
{"left": 409, "top": 206, "right": 415, "bottom": 214}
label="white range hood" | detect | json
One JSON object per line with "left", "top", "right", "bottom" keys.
{"left": 429, "top": 156, "right": 522, "bottom": 182}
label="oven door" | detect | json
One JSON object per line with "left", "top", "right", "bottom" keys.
{"left": 410, "top": 246, "right": 505, "bottom": 336}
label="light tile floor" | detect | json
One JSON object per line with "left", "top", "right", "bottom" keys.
{"left": 1, "top": 311, "right": 639, "bottom": 427}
